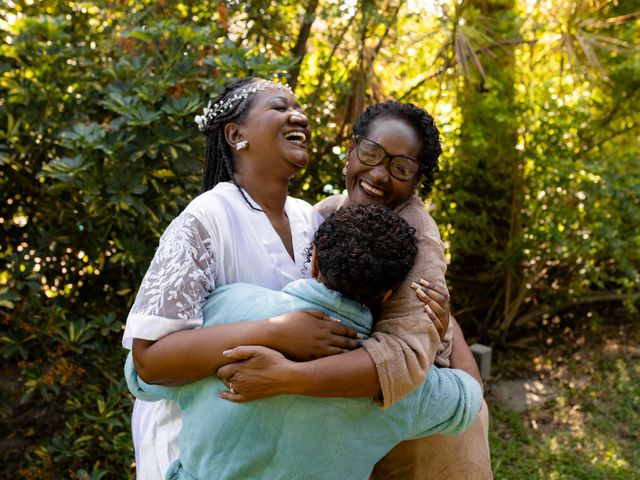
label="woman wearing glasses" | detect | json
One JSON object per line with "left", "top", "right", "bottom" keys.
{"left": 345, "top": 102, "right": 492, "bottom": 480}
{"left": 219, "top": 101, "right": 492, "bottom": 479}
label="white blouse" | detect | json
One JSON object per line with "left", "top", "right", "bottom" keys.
{"left": 123, "top": 182, "right": 321, "bottom": 479}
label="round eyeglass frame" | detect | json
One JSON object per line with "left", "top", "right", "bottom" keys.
{"left": 354, "top": 135, "right": 421, "bottom": 181}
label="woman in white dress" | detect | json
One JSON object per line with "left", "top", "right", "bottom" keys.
{"left": 123, "top": 78, "right": 362, "bottom": 479}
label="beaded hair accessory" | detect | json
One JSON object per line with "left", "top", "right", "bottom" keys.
{"left": 195, "top": 80, "right": 294, "bottom": 132}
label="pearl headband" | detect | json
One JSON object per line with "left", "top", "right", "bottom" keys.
{"left": 195, "top": 80, "right": 294, "bottom": 132}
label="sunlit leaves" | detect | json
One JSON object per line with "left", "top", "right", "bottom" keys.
{"left": 1, "top": 0, "right": 638, "bottom": 476}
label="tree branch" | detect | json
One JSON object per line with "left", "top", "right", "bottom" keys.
{"left": 288, "top": 0, "right": 320, "bottom": 90}
{"left": 512, "top": 291, "right": 639, "bottom": 328}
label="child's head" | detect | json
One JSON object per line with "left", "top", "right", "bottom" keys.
{"left": 310, "top": 204, "right": 418, "bottom": 307}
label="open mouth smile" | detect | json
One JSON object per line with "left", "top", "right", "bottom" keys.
{"left": 360, "top": 180, "right": 385, "bottom": 197}
{"left": 284, "top": 131, "right": 308, "bottom": 146}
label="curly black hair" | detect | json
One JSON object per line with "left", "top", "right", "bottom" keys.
{"left": 352, "top": 101, "right": 442, "bottom": 197}
{"left": 311, "top": 204, "right": 418, "bottom": 308}
{"left": 200, "top": 77, "right": 269, "bottom": 210}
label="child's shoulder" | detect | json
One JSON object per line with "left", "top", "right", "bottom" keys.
{"left": 214, "top": 282, "right": 278, "bottom": 298}
{"left": 202, "top": 283, "right": 293, "bottom": 324}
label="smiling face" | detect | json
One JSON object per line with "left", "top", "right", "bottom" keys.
{"left": 346, "top": 116, "right": 423, "bottom": 209}
{"left": 233, "top": 83, "right": 311, "bottom": 177}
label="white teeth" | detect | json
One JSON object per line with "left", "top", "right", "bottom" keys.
{"left": 284, "top": 131, "right": 307, "bottom": 144}
{"left": 360, "top": 181, "right": 384, "bottom": 197}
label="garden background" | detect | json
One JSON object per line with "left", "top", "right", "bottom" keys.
{"left": 1, "top": 0, "right": 638, "bottom": 478}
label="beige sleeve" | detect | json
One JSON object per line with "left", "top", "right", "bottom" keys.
{"left": 362, "top": 197, "right": 448, "bottom": 407}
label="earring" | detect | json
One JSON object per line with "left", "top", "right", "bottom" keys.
{"left": 342, "top": 162, "right": 349, "bottom": 175}
{"left": 236, "top": 140, "right": 248, "bottom": 151}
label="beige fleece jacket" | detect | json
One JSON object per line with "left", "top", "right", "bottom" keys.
{"left": 315, "top": 194, "right": 453, "bottom": 407}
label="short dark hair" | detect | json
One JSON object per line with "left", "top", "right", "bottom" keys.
{"left": 352, "top": 101, "right": 442, "bottom": 197}
{"left": 311, "top": 204, "right": 418, "bottom": 307}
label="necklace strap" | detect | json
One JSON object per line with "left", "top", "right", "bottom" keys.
{"left": 231, "top": 180, "right": 264, "bottom": 212}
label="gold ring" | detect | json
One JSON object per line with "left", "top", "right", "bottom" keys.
{"left": 229, "top": 382, "right": 236, "bottom": 394}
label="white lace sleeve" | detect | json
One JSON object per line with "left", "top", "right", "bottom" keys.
{"left": 122, "top": 212, "right": 217, "bottom": 349}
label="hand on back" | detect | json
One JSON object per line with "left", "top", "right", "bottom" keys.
{"left": 411, "top": 279, "right": 450, "bottom": 341}
{"left": 267, "top": 310, "right": 360, "bottom": 361}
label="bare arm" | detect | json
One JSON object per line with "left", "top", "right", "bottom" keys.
{"left": 133, "top": 320, "right": 274, "bottom": 386}
{"left": 287, "top": 348, "right": 380, "bottom": 397}
{"left": 133, "top": 310, "right": 360, "bottom": 386}
{"left": 449, "top": 315, "right": 483, "bottom": 389}
{"left": 217, "top": 345, "right": 380, "bottom": 402}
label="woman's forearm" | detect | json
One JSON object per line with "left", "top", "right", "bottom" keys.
{"left": 449, "top": 317, "right": 483, "bottom": 389}
{"left": 133, "top": 310, "right": 359, "bottom": 387}
{"left": 287, "top": 348, "right": 381, "bottom": 398}
{"left": 132, "top": 320, "right": 275, "bottom": 386}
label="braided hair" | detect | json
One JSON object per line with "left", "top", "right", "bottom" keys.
{"left": 352, "top": 101, "right": 442, "bottom": 197}
{"left": 200, "top": 77, "right": 261, "bottom": 194}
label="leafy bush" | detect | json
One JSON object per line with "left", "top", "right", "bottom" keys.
{"left": 0, "top": 2, "right": 293, "bottom": 476}
{"left": 1, "top": 0, "right": 638, "bottom": 476}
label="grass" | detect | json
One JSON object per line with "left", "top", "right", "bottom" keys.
{"left": 488, "top": 320, "right": 640, "bottom": 479}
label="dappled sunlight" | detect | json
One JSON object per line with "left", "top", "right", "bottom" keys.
{"left": 2, "top": 0, "right": 637, "bottom": 477}
{"left": 490, "top": 321, "right": 640, "bottom": 478}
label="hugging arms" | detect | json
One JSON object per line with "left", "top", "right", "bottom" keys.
{"left": 123, "top": 77, "right": 490, "bottom": 479}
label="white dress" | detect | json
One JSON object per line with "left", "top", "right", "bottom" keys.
{"left": 122, "top": 182, "right": 321, "bottom": 479}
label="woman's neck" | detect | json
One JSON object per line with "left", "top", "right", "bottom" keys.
{"left": 233, "top": 172, "right": 289, "bottom": 216}
{"left": 234, "top": 170, "right": 294, "bottom": 260}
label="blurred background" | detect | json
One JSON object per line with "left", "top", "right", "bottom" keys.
{"left": 1, "top": 0, "right": 638, "bottom": 478}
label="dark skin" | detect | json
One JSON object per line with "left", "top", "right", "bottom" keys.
{"left": 217, "top": 281, "right": 453, "bottom": 402}
{"left": 216, "top": 117, "right": 455, "bottom": 402}
{"left": 412, "top": 278, "right": 450, "bottom": 339}
{"left": 449, "top": 315, "right": 482, "bottom": 389}
{"left": 132, "top": 86, "right": 360, "bottom": 386}
{"left": 132, "top": 313, "right": 358, "bottom": 386}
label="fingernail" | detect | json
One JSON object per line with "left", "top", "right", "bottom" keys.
{"left": 410, "top": 282, "right": 420, "bottom": 289}
{"left": 329, "top": 316, "right": 342, "bottom": 323}
{"left": 223, "top": 349, "right": 232, "bottom": 356}
{"left": 357, "top": 333, "right": 366, "bottom": 339}
{"left": 420, "top": 279, "right": 430, "bottom": 287}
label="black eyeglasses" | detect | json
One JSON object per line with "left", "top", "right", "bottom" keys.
{"left": 354, "top": 135, "right": 421, "bottom": 181}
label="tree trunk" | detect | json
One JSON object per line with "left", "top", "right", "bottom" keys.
{"left": 447, "top": 0, "right": 522, "bottom": 338}
{"left": 287, "top": 0, "right": 320, "bottom": 89}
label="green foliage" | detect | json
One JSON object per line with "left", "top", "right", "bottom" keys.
{"left": 1, "top": 0, "right": 638, "bottom": 476}
{"left": 432, "top": 0, "right": 640, "bottom": 338}
{"left": 0, "top": 0, "right": 297, "bottom": 475}
{"left": 490, "top": 333, "right": 640, "bottom": 479}
{"left": 440, "top": 0, "right": 523, "bottom": 335}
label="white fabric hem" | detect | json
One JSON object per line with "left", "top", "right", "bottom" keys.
{"left": 122, "top": 314, "right": 203, "bottom": 349}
